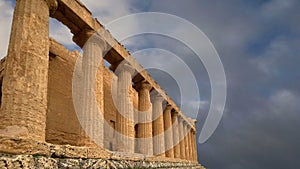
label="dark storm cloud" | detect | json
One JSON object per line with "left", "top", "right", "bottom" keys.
{"left": 142, "top": 0, "right": 300, "bottom": 169}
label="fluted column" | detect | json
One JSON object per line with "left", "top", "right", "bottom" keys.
{"left": 115, "top": 63, "right": 135, "bottom": 153}
{"left": 195, "top": 132, "right": 198, "bottom": 162}
{"left": 183, "top": 122, "right": 190, "bottom": 160}
{"left": 192, "top": 130, "right": 198, "bottom": 162}
{"left": 0, "top": 0, "right": 56, "bottom": 141}
{"left": 163, "top": 105, "right": 174, "bottom": 158}
{"left": 178, "top": 117, "right": 186, "bottom": 160}
{"left": 135, "top": 82, "right": 153, "bottom": 155}
{"left": 151, "top": 91, "right": 165, "bottom": 156}
{"left": 79, "top": 31, "right": 107, "bottom": 148}
{"left": 188, "top": 127, "right": 193, "bottom": 161}
{"left": 171, "top": 112, "right": 180, "bottom": 158}
{"left": 191, "top": 130, "right": 195, "bottom": 162}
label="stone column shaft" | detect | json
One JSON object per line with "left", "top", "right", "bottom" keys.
{"left": 188, "top": 128, "right": 193, "bottom": 161}
{"left": 81, "top": 32, "right": 107, "bottom": 148}
{"left": 0, "top": 0, "right": 52, "bottom": 141}
{"left": 115, "top": 63, "right": 135, "bottom": 153}
{"left": 193, "top": 131, "right": 198, "bottom": 162}
{"left": 178, "top": 117, "right": 186, "bottom": 160}
{"left": 151, "top": 91, "right": 165, "bottom": 156}
{"left": 135, "top": 82, "right": 153, "bottom": 155}
{"left": 163, "top": 105, "right": 174, "bottom": 158}
{"left": 191, "top": 131, "right": 195, "bottom": 161}
{"left": 171, "top": 112, "right": 180, "bottom": 158}
{"left": 184, "top": 123, "right": 190, "bottom": 160}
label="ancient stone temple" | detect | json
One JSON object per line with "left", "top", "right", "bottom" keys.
{"left": 0, "top": 0, "right": 206, "bottom": 168}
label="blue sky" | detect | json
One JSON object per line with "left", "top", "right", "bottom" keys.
{"left": 1, "top": 0, "right": 300, "bottom": 168}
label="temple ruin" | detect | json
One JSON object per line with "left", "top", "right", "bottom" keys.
{"left": 0, "top": 0, "right": 206, "bottom": 168}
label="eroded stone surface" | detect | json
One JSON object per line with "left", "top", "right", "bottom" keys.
{"left": 0, "top": 153, "right": 205, "bottom": 169}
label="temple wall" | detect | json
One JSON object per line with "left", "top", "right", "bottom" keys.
{"left": 46, "top": 39, "right": 139, "bottom": 149}
{"left": 46, "top": 39, "right": 91, "bottom": 146}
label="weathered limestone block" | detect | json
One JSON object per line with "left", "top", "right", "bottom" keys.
{"left": 64, "top": 145, "right": 88, "bottom": 158}
{"left": 35, "top": 157, "right": 58, "bottom": 169}
{"left": 0, "top": 136, "right": 50, "bottom": 156}
{"left": 0, "top": 154, "right": 36, "bottom": 169}
{"left": 86, "top": 147, "right": 111, "bottom": 159}
{"left": 110, "top": 151, "right": 144, "bottom": 161}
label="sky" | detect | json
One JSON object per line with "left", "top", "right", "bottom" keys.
{"left": 1, "top": 0, "right": 300, "bottom": 168}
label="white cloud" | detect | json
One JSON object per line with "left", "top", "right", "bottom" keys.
{"left": 181, "top": 100, "right": 209, "bottom": 119}
{"left": 188, "top": 100, "right": 210, "bottom": 111}
{"left": 0, "top": 0, "right": 14, "bottom": 59}
{"left": 81, "top": 0, "right": 133, "bottom": 24}
{"left": 49, "top": 18, "right": 77, "bottom": 49}
{"left": 269, "top": 89, "right": 299, "bottom": 115}
{"left": 251, "top": 36, "right": 294, "bottom": 76}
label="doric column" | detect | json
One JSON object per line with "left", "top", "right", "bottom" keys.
{"left": 188, "top": 127, "right": 193, "bottom": 161}
{"left": 178, "top": 117, "right": 186, "bottom": 160}
{"left": 163, "top": 105, "right": 174, "bottom": 158}
{"left": 80, "top": 31, "right": 107, "bottom": 148}
{"left": 190, "top": 130, "right": 195, "bottom": 162}
{"left": 171, "top": 111, "right": 180, "bottom": 158}
{"left": 192, "top": 130, "right": 198, "bottom": 162}
{"left": 115, "top": 63, "right": 135, "bottom": 153}
{"left": 135, "top": 81, "right": 153, "bottom": 155}
{"left": 194, "top": 131, "right": 198, "bottom": 162}
{"left": 0, "top": 0, "right": 56, "bottom": 141}
{"left": 151, "top": 91, "right": 165, "bottom": 157}
{"left": 183, "top": 122, "right": 190, "bottom": 160}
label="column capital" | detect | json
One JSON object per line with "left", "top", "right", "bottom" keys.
{"left": 134, "top": 81, "right": 152, "bottom": 91}
{"left": 188, "top": 117, "right": 197, "bottom": 125}
{"left": 191, "top": 129, "right": 196, "bottom": 134}
{"left": 164, "top": 104, "right": 173, "bottom": 112}
{"left": 178, "top": 115, "right": 185, "bottom": 122}
{"left": 172, "top": 111, "right": 179, "bottom": 117}
{"left": 150, "top": 90, "right": 164, "bottom": 103}
{"left": 73, "top": 29, "right": 108, "bottom": 49}
{"left": 109, "top": 61, "right": 121, "bottom": 72}
{"left": 183, "top": 120, "right": 190, "bottom": 126}
{"left": 115, "top": 62, "right": 136, "bottom": 76}
{"left": 85, "top": 31, "right": 108, "bottom": 49}
{"left": 45, "top": 0, "right": 58, "bottom": 15}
